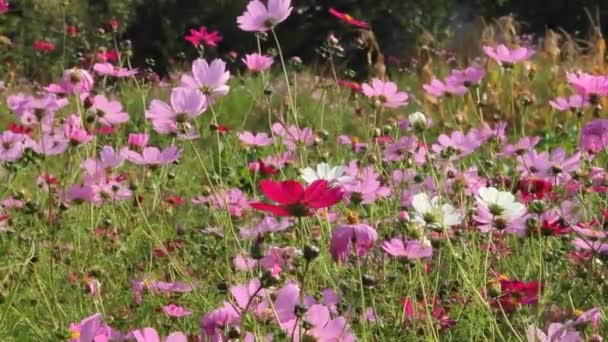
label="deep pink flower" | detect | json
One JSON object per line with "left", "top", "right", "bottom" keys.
{"left": 184, "top": 26, "right": 223, "bottom": 47}
{"left": 491, "top": 278, "right": 540, "bottom": 313}
{"left": 93, "top": 62, "right": 138, "bottom": 78}
{"left": 128, "top": 133, "right": 149, "bottom": 148}
{"left": 361, "top": 78, "right": 409, "bottom": 108}
{"left": 499, "top": 136, "right": 541, "bottom": 156}
{"left": 200, "top": 306, "right": 240, "bottom": 341}
{"left": 242, "top": 53, "right": 274, "bottom": 72}
{"left": 0, "top": 0, "right": 8, "bottom": 14}
{"left": 483, "top": 44, "right": 535, "bottom": 65}
{"left": 122, "top": 146, "right": 182, "bottom": 166}
{"left": 34, "top": 40, "right": 55, "bottom": 53}
{"left": 181, "top": 58, "right": 230, "bottom": 105}
{"left": 382, "top": 238, "right": 433, "bottom": 259}
{"left": 343, "top": 161, "right": 391, "bottom": 204}
{"left": 88, "top": 95, "right": 129, "bottom": 127}
{"left": 330, "top": 223, "right": 377, "bottom": 262}
{"left": 146, "top": 87, "right": 205, "bottom": 138}
{"left": 68, "top": 313, "right": 120, "bottom": 342}
{"left": 580, "top": 119, "right": 608, "bottom": 153}
{"left": 237, "top": 131, "right": 273, "bottom": 147}
{"left": 549, "top": 94, "right": 589, "bottom": 112}
{"left": 163, "top": 304, "right": 192, "bottom": 318}
{"left": 328, "top": 8, "right": 368, "bottom": 29}
{"left": 237, "top": 0, "right": 292, "bottom": 32}
{"left": 251, "top": 179, "right": 343, "bottom": 217}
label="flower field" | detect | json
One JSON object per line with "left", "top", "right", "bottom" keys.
{"left": 0, "top": 0, "right": 607, "bottom": 341}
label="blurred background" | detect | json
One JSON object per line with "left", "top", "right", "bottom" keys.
{"left": 0, "top": 0, "right": 607, "bottom": 80}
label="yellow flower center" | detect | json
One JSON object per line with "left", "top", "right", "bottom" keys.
{"left": 69, "top": 330, "right": 80, "bottom": 340}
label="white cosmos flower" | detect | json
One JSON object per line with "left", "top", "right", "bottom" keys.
{"left": 299, "top": 162, "right": 354, "bottom": 187}
{"left": 408, "top": 111, "right": 427, "bottom": 129}
{"left": 476, "top": 187, "right": 525, "bottom": 219}
{"left": 411, "top": 193, "right": 462, "bottom": 228}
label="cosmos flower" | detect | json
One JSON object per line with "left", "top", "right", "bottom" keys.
{"left": 382, "top": 237, "right": 433, "bottom": 259}
{"left": 566, "top": 72, "right": 608, "bottom": 99}
{"left": 328, "top": 8, "right": 369, "bottom": 29}
{"left": 93, "top": 63, "right": 138, "bottom": 78}
{"left": 411, "top": 193, "right": 462, "bottom": 229}
{"left": 242, "top": 53, "right": 274, "bottom": 72}
{"left": 251, "top": 179, "right": 343, "bottom": 217}
{"left": 483, "top": 44, "right": 535, "bottom": 65}
{"left": 474, "top": 187, "right": 527, "bottom": 235}
{"left": 33, "top": 40, "right": 55, "bottom": 53}
{"left": 361, "top": 78, "right": 409, "bottom": 108}
{"left": 300, "top": 162, "right": 354, "bottom": 187}
{"left": 122, "top": 146, "right": 182, "bottom": 166}
{"left": 330, "top": 223, "right": 377, "bottom": 262}
{"left": 237, "top": 131, "right": 274, "bottom": 147}
{"left": 549, "top": 94, "right": 589, "bottom": 112}
{"left": 184, "top": 26, "right": 223, "bottom": 47}
{"left": 45, "top": 68, "right": 94, "bottom": 95}
{"left": 162, "top": 304, "right": 192, "bottom": 318}
{"left": 580, "top": 119, "right": 608, "bottom": 153}
{"left": 145, "top": 87, "right": 205, "bottom": 138}
{"left": 88, "top": 94, "right": 129, "bottom": 127}
{"left": 127, "top": 327, "right": 187, "bottom": 342}
{"left": 0, "top": 0, "right": 8, "bottom": 14}
{"left": 180, "top": 58, "right": 230, "bottom": 106}
{"left": 423, "top": 78, "right": 468, "bottom": 97}
{"left": 237, "top": 0, "right": 292, "bottom": 32}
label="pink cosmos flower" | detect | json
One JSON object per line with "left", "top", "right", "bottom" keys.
{"left": 184, "top": 26, "right": 223, "bottom": 47}
{"left": 449, "top": 66, "right": 485, "bottom": 86}
{"left": 7, "top": 92, "right": 68, "bottom": 128}
{"left": 483, "top": 44, "right": 535, "bottom": 65}
{"left": 200, "top": 306, "right": 240, "bottom": 341}
{"left": 45, "top": 68, "right": 94, "bottom": 95}
{"left": 229, "top": 278, "right": 269, "bottom": 318}
{"left": 127, "top": 328, "right": 188, "bottom": 342}
{"left": 383, "top": 136, "right": 418, "bottom": 161}
{"left": 66, "top": 185, "right": 97, "bottom": 205}
{"left": 382, "top": 237, "right": 433, "bottom": 259}
{"left": 432, "top": 130, "right": 480, "bottom": 159}
{"left": 330, "top": 223, "right": 377, "bottom": 262}
{"left": 93, "top": 62, "right": 138, "bottom": 78}
{"left": 180, "top": 58, "right": 230, "bottom": 105}
{"left": 0, "top": 130, "right": 27, "bottom": 162}
{"left": 242, "top": 53, "right": 274, "bottom": 72}
{"left": 68, "top": 313, "right": 121, "bottom": 342}
{"left": 423, "top": 78, "right": 468, "bottom": 97}
{"left": 192, "top": 188, "right": 250, "bottom": 217}
{"left": 122, "top": 146, "right": 182, "bottom": 166}
{"left": 163, "top": 304, "right": 192, "bottom": 318}
{"left": 566, "top": 72, "right": 608, "bottom": 99}
{"left": 82, "top": 145, "right": 125, "bottom": 175}
{"left": 33, "top": 40, "right": 55, "bottom": 53}
{"left": 271, "top": 122, "right": 315, "bottom": 150}
{"left": 131, "top": 279, "right": 194, "bottom": 305}
{"left": 343, "top": 161, "right": 391, "bottom": 204}
{"left": 262, "top": 151, "right": 296, "bottom": 168}
{"left": 146, "top": 87, "right": 204, "bottom": 138}
{"left": 517, "top": 147, "right": 580, "bottom": 180}
{"left": 526, "top": 323, "right": 581, "bottom": 342}
{"left": 29, "top": 134, "right": 68, "bottom": 156}
{"left": 580, "top": 119, "right": 608, "bottom": 153}
{"left": 63, "top": 115, "right": 93, "bottom": 145}
{"left": 338, "top": 135, "right": 367, "bottom": 153}
{"left": 0, "top": 0, "right": 8, "bottom": 14}
{"left": 239, "top": 216, "right": 291, "bottom": 239}
{"left": 361, "top": 78, "right": 409, "bottom": 108}
{"left": 237, "top": 131, "right": 273, "bottom": 147}
{"left": 88, "top": 94, "right": 129, "bottom": 126}
{"left": 237, "top": 0, "right": 292, "bottom": 32}
{"left": 499, "top": 136, "right": 541, "bottom": 156}
{"left": 549, "top": 94, "right": 589, "bottom": 112}
{"left": 128, "top": 133, "right": 149, "bottom": 148}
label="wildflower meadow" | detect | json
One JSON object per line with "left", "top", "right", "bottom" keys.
{"left": 1, "top": 0, "right": 608, "bottom": 341}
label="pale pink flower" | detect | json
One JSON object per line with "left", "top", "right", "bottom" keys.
{"left": 549, "top": 94, "right": 589, "bottom": 112}
{"left": 89, "top": 94, "right": 129, "bottom": 126}
{"left": 237, "top": 131, "right": 273, "bottom": 147}
{"left": 361, "top": 78, "right": 409, "bottom": 108}
{"left": 180, "top": 58, "right": 230, "bottom": 106}
{"left": 146, "top": 87, "right": 205, "bottom": 138}
{"left": 46, "top": 68, "right": 94, "bottom": 95}
{"left": 242, "top": 53, "right": 274, "bottom": 72}
{"left": 122, "top": 146, "right": 182, "bottom": 166}
{"left": 93, "top": 62, "right": 138, "bottom": 78}
{"left": 163, "top": 304, "right": 192, "bottom": 318}
{"left": 237, "top": 0, "right": 293, "bottom": 32}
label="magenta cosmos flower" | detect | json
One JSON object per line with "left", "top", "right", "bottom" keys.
{"left": 361, "top": 78, "right": 409, "bottom": 108}
{"left": 237, "top": 0, "right": 292, "bottom": 32}
{"left": 580, "top": 119, "right": 608, "bottom": 153}
{"left": 449, "top": 66, "right": 485, "bottom": 86}
{"left": 423, "top": 78, "right": 468, "bottom": 98}
{"left": 184, "top": 26, "right": 222, "bottom": 47}
{"left": 127, "top": 327, "right": 187, "bottom": 342}
{"left": 483, "top": 44, "right": 535, "bottom": 66}
{"left": 146, "top": 87, "right": 205, "bottom": 137}
{"left": 181, "top": 58, "right": 230, "bottom": 106}
{"left": 162, "top": 304, "right": 192, "bottom": 318}
{"left": 566, "top": 72, "right": 608, "bottom": 100}
{"left": 549, "top": 94, "right": 589, "bottom": 112}
{"left": 0, "top": 1, "right": 8, "bottom": 15}
{"left": 242, "top": 53, "right": 274, "bottom": 72}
